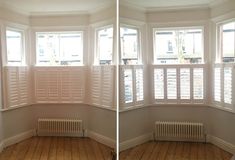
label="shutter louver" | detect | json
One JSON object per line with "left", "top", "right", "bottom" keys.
{"left": 124, "top": 69, "right": 133, "bottom": 103}
{"left": 167, "top": 69, "right": 177, "bottom": 99}
{"left": 193, "top": 68, "right": 204, "bottom": 100}
{"left": 154, "top": 69, "right": 164, "bottom": 99}
{"left": 224, "top": 67, "right": 232, "bottom": 104}
{"left": 180, "top": 68, "right": 190, "bottom": 99}
{"left": 214, "top": 67, "right": 221, "bottom": 102}
{"left": 135, "top": 68, "right": 144, "bottom": 102}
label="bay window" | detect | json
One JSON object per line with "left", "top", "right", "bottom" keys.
{"left": 153, "top": 27, "right": 205, "bottom": 104}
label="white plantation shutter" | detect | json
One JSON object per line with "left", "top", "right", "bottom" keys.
{"left": 5, "top": 66, "right": 31, "bottom": 108}
{"left": 224, "top": 67, "right": 232, "bottom": 104}
{"left": 167, "top": 69, "right": 177, "bottom": 99}
{"left": 214, "top": 67, "right": 221, "bottom": 102}
{"left": 120, "top": 65, "right": 144, "bottom": 108}
{"left": 90, "top": 66, "right": 115, "bottom": 108}
{"left": 193, "top": 68, "right": 204, "bottom": 100}
{"left": 135, "top": 68, "right": 144, "bottom": 102}
{"left": 34, "top": 67, "right": 86, "bottom": 103}
{"left": 180, "top": 68, "right": 190, "bottom": 99}
{"left": 153, "top": 65, "right": 205, "bottom": 104}
{"left": 154, "top": 69, "right": 164, "bottom": 99}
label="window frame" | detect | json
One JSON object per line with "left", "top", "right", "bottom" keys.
{"left": 216, "top": 19, "right": 235, "bottom": 63}
{"left": 5, "top": 27, "right": 26, "bottom": 66}
{"left": 153, "top": 26, "right": 205, "bottom": 65}
{"left": 94, "top": 25, "right": 114, "bottom": 65}
{"left": 35, "top": 31, "right": 84, "bottom": 66}
{"left": 120, "top": 24, "right": 142, "bottom": 65}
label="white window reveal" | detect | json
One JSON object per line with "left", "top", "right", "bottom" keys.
{"left": 96, "top": 26, "right": 113, "bottom": 65}
{"left": 36, "top": 32, "right": 83, "bottom": 66}
{"left": 6, "top": 29, "right": 25, "bottom": 65}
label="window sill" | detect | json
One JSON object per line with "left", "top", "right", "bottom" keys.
{"left": 119, "top": 104, "right": 148, "bottom": 112}
{"left": 208, "top": 104, "right": 235, "bottom": 114}
{"left": 0, "top": 104, "right": 32, "bottom": 112}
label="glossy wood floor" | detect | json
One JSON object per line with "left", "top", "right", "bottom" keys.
{"left": 120, "top": 141, "right": 233, "bottom": 160}
{"left": 0, "top": 136, "right": 114, "bottom": 160}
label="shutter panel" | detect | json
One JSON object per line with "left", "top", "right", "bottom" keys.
{"left": 5, "top": 66, "right": 30, "bottom": 108}
{"left": 214, "top": 67, "right": 221, "bottom": 102}
{"left": 135, "top": 68, "right": 144, "bottom": 102}
{"left": 101, "top": 66, "right": 115, "bottom": 107}
{"left": 167, "top": 69, "right": 177, "bottom": 99}
{"left": 60, "top": 69, "right": 71, "bottom": 102}
{"left": 193, "top": 68, "right": 204, "bottom": 100}
{"left": 48, "top": 70, "right": 59, "bottom": 102}
{"left": 35, "top": 68, "right": 49, "bottom": 103}
{"left": 34, "top": 67, "right": 86, "bottom": 103}
{"left": 90, "top": 66, "right": 102, "bottom": 105}
{"left": 224, "top": 67, "right": 232, "bottom": 104}
{"left": 154, "top": 68, "right": 164, "bottom": 99}
{"left": 180, "top": 68, "right": 190, "bottom": 99}
{"left": 124, "top": 69, "right": 133, "bottom": 103}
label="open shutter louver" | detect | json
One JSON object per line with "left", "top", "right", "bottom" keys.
{"left": 154, "top": 69, "right": 164, "bottom": 99}
{"left": 224, "top": 67, "right": 232, "bottom": 104}
{"left": 214, "top": 67, "right": 221, "bottom": 102}
{"left": 5, "top": 66, "right": 30, "bottom": 108}
{"left": 193, "top": 68, "right": 204, "bottom": 100}
{"left": 135, "top": 68, "right": 144, "bottom": 102}
{"left": 180, "top": 68, "right": 190, "bottom": 99}
{"left": 167, "top": 69, "right": 177, "bottom": 99}
{"left": 124, "top": 69, "right": 133, "bottom": 103}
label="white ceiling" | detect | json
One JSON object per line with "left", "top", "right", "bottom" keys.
{"left": 120, "top": 0, "right": 228, "bottom": 10}
{"left": 0, "top": 0, "right": 115, "bottom": 15}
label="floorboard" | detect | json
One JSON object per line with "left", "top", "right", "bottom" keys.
{"left": 120, "top": 141, "right": 233, "bottom": 160}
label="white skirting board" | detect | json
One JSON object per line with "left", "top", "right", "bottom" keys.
{"left": 207, "top": 135, "right": 235, "bottom": 154}
{"left": 119, "top": 132, "right": 153, "bottom": 152}
{"left": 2, "top": 129, "right": 36, "bottom": 149}
{"left": 87, "top": 130, "right": 116, "bottom": 149}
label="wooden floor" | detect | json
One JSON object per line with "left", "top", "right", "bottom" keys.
{"left": 120, "top": 141, "right": 233, "bottom": 160}
{"left": 0, "top": 136, "right": 114, "bottom": 160}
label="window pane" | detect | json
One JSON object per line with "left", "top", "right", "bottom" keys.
{"left": 59, "top": 33, "right": 82, "bottom": 65}
{"left": 180, "top": 68, "right": 190, "bottom": 99}
{"left": 222, "top": 22, "right": 235, "bottom": 63}
{"left": 136, "top": 69, "right": 144, "bottom": 101}
{"left": 167, "top": 69, "right": 177, "bottom": 99}
{"left": 97, "top": 27, "right": 113, "bottom": 65}
{"left": 36, "top": 32, "right": 83, "bottom": 66}
{"left": 224, "top": 67, "right": 232, "bottom": 104}
{"left": 154, "top": 69, "right": 164, "bottom": 99}
{"left": 214, "top": 68, "right": 221, "bottom": 102}
{"left": 154, "top": 29, "right": 203, "bottom": 64}
{"left": 6, "top": 30, "right": 23, "bottom": 65}
{"left": 120, "top": 27, "right": 139, "bottom": 65}
{"left": 193, "top": 68, "right": 204, "bottom": 99}
{"left": 124, "top": 69, "right": 133, "bottom": 103}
